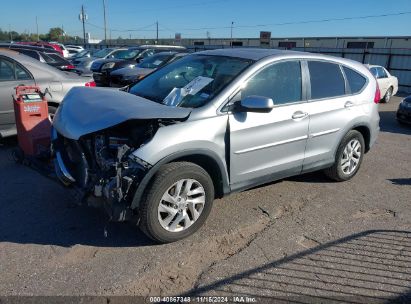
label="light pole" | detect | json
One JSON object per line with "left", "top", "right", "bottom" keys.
{"left": 36, "top": 16, "right": 39, "bottom": 41}
{"left": 230, "top": 21, "right": 234, "bottom": 47}
{"left": 79, "top": 5, "right": 87, "bottom": 46}
{"left": 103, "top": 0, "right": 108, "bottom": 43}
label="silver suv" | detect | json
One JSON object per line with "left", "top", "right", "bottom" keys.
{"left": 52, "top": 49, "right": 380, "bottom": 243}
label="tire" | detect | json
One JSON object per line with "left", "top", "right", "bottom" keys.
{"left": 48, "top": 105, "right": 57, "bottom": 121}
{"left": 139, "top": 162, "right": 215, "bottom": 243}
{"left": 324, "top": 130, "right": 365, "bottom": 182}
{"left": 381, "top": 87, "right": 393, "bottom": 103}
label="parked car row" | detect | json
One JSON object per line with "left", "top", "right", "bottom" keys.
{"left": 0, "top": 49, "right": 95, "bottom": 137}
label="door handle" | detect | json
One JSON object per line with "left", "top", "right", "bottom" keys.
{"left": 345, "top": 101, "right": 354, "bottom": 108}
{"left": 292, "top": 111, "right": 308, "bottom": 120}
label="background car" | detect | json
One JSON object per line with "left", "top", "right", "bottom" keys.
{"left": 65, "top": 45, "right": 84, "bottom": 57}
{"left": 397, "top": 95, "right": 411, "bottom": 125}
{"left": 109, "top": 51, "right": 188, "bottom": 87}
{"left": 71, "top": 47, "right": 127, "bottom": 74}
{"left": 0, "top": 44, "right": 75, "bottom": 72}
{"left": 15, "top": 41, "right": 65, "bottom": 57}
{"left": 0, "top": 49, "right": 95, "bottom": 137}
{"left": 91, "top": 45, "right": 186, "bottom": 86}
{"left": 367, "top": 64, "right": 398, "bottom": 103}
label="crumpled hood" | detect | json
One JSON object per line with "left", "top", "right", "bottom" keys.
{"left": 111, "top": 66, "right": 154, "bottom": 77}
{"left": 53, "top": 87, "right": 191, "bottom": 139}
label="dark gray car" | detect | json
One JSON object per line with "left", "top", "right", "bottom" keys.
{"left": 109, "top": 52, "right": 188, "bottom": 87}
{"left": 0, "top": 49, "right": 94, "bottom": 137}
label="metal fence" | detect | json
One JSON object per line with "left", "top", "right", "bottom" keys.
{"left": 293, "top": 47, "right": 411, "bottom": 93}
{"left": 186, "top": 45, "right": 411, "bottom": 93}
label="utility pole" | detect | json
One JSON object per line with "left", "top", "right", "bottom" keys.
{"left": 36, "top": 16, "right": 39, "bottom": 41}
{"left": 230, "top": 21, "right": 234, "bottom": 47}
{"left": 103, "top": 0, "right": 108, "bottom": 42}
{"left": 156, "top": 21, "right": 159, "bottom": 44}
{"left": 80, "top": 5, "right": 87, "bottom": 46}
{"left": 9, "top": 24, "right": 12, "bottom": 42}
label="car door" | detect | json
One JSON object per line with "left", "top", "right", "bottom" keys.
{"left": 302, "top": 60, "right": 361, "bottom": 172}
{"left": 0, "top": 56, "right": 35, "bottom": 127}
{"left": 229, "top": 60, "right": 310, "bottom": 189}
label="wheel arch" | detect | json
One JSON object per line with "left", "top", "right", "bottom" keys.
{"left": 130, "top": 149, "right": 230, "bottom": 209}
{"left": 352, "top": 125, "right": 371, "bottom": 153}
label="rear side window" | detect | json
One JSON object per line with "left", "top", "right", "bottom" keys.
{"left": 343, "top": 67, "right": 366, "bottom": 94}
{"left": 308, "top": 61, "right": 345, "bottom": 99}
{"left": 0, "top": 59, "right": 14, "bottom": 81}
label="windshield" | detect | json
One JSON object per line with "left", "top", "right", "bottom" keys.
{"left": 138, "top": 53, "right": 173, "bottom": 69}
{"left": 94, "top": 48, "right": 113, "bottom": 58}
{"left": 112, "top": 49, "right": 141, "bottom": 59}
{"left": 72, "top": 50, "right": 88, "bottom": 58}
{"left": 129, "top": 55, "right": 253, "bottom": 108}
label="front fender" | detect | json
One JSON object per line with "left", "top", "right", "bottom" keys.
{"left": 130, "top": 115, "right": 229, "bottom": 209}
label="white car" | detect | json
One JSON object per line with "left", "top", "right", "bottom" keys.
{"left": 367, "top": 65, "right": 398, "bottom": 103}
{"left": 66, "top": 45, "right": 84, "bottom": 57}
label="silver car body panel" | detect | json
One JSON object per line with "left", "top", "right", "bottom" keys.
{"left": 53, "top": 48, "right": 379, "bottom": 197}
{"left": 52, "top": 87, "right": 191, "bottom": 139}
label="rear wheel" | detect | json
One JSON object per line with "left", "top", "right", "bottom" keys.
{"left": 382, "top": 87, "right": 393, "bottom": 103}
{"left": 139, "top": 162, "right": 214, "bottom": 243}
{"left": 324, "top": 130, "right": 365, "bottom": 182}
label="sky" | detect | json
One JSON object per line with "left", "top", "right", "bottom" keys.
{"left": 1, "top": 0, "right": 411, "bottom": 39}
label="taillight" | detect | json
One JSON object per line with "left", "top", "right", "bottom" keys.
{"left": 85, "top": 81, "right": 96, "bottom": 87}
{"left": 374, "top": 82, "right": 381, "bottom": 104}
{"left": 66, "top": 64, "right": 75, "bottom": 69}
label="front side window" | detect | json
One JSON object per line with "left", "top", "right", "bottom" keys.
{"left": 129, "top": 55, "right": 253, "bottom": 108}
{"left": 308, "top": 61, "right": 345, "bottom": 99}
{"left": 241, "top": 60, "right": 302, "bottom": 105}
{"left": 343, "top": 67, "right": 366, "bottom": 94}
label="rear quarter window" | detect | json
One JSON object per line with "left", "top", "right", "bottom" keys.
{"left": 343, "top": 67, "right": 366, "bottom": 94}
{"left": 308, "top": 61, "right": 345, "bottom": 99}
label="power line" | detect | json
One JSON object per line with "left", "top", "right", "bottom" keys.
{"left": 85, "top": 21, "right": 157, "bottom": 32}
{"left": 172, "top": 11, "right": 411, "bottom": 31}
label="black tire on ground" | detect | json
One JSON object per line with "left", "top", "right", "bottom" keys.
{"left": 48, "top": 105, "right": 57, "bottom": 121}
{"left": 324, "top": 130, "right": 365, "bottom": 182}
{"left": 139, "top": 162, "right": 215, "bottom": 243}
{"left": 381, "top": 87, "right": 393, "bottom": 103}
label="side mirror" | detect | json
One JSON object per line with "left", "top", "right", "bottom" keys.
{"left": 240, "top": 95, "right": 274, "bottom": 113}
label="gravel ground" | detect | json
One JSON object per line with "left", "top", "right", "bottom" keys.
{"left": 0, "top": 96, "right": 410, "bottom": 303}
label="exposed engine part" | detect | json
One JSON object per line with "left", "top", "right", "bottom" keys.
{"left": 54, "top": 119, "right": 163, "bottom": 221}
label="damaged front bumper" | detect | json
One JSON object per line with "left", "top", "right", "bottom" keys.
{"left": 51, "top": 126, "right": 152, "bottom": 222}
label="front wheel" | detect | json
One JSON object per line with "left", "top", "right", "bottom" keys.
{"left": 139, "top": 162, "right": 215, "bottom": 243}
{"left": 324, "top": 130, "right": 365, "bottom": 182}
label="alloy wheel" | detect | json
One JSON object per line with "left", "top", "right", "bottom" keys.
{"left": 340, "top": 139, "right": 362, "bottom": 175}
{"left": 157, "top": 179, "right": 206, "bottom": 232}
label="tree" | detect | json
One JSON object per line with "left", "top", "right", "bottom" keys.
{"left": 48, "top": 27, "right": 64, "bottom": 42}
